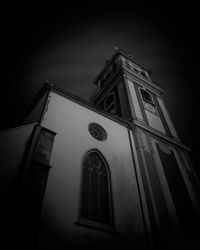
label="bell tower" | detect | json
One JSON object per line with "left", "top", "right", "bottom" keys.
{"left": 91, "top": 48, "right": 200, "bottom": 249}
{"left": 91, "top": 47, "right": 178, "bottom": 139}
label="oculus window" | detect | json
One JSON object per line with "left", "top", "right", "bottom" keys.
{"left": 88, "top": 123, "right": 107, "bottom": 141}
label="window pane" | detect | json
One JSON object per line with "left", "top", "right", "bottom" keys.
{"left": 141, "top": 89, "right": 153, "bottom": 103}
{"left": 81, "top": 151, "right": 111, "bottom": 225}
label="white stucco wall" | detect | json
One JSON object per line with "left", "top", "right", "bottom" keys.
{"left": 38, "top": 91, "right": 146, "bottom": 249}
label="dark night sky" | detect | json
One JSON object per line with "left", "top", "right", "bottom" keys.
{"left": 1, "top": 2, "right": 200, "bottom": 172}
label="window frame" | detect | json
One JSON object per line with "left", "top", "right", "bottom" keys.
{"left": 103, "top": 92, "right": 115, "bottom": 111}
{"left": 103, "top": 92, "right": 119, "bottom": 116}
{"left": 76, "top": 149, "right": 117, "bottom": 233}
{"left": 139, "top": 88, "right": 158, "bottom": 115}
{"left": 140, "top": 88, "right": 154, "bottom": 104}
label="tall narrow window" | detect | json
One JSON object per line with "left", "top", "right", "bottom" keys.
{"left": 103, "top": 92, "right": 120, "bottom": 116}
{"left": 140, "top": 88, "right": 157, "bottom": 114}
{"left": 80, "top": 150, "right": 113, "bottom": 227}
{"left": 103, "top": 92, "right": 116, "bottom": 114}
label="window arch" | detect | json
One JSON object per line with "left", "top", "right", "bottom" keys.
{"left": 80, "top": 150, "right": 113, "bottom": 226}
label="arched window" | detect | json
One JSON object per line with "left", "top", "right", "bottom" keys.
{"left": 80, "top": 150, "right": 113, "bottom": 226}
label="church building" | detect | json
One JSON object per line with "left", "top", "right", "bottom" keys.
{"left": 0, "top": 48, "right": 200, "bottom": 250}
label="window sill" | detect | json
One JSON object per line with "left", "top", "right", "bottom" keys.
{"left": 144, "top": 106, "right": 159, "bottom": 116}
{"left": 75, "top": 218, "right": 119, "bottom": 234}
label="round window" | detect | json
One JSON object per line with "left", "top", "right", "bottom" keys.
{"left": 88, "top": 123, "right": 107, "bottom": 141}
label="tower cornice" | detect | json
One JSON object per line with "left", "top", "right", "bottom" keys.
{"left": 93, "top": 48, "right": 163, "bottom": 95}
{"left": 93, "top": 49, "right": 152, "bottom": 86}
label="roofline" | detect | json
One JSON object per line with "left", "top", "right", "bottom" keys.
{"left": 18, "top": 81, "right": 130, "bottom": 128}
{"left": 46, "top": 82, "right": 130, "bottom": 128}
{"left": 16, "top": 83, "right": 51, "bottom": 125}
{"left": 4, "top": 81, "right": 191, "bottom": 152}
{"left": 40, "top": 82, "right": 191, "bottom": 152}
{"left": 0, "top": 122, "right": 38, "bottom": 134}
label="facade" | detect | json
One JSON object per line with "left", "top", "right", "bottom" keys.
{"left": 0, "top": 49, "right": 200, "bottom": 250}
